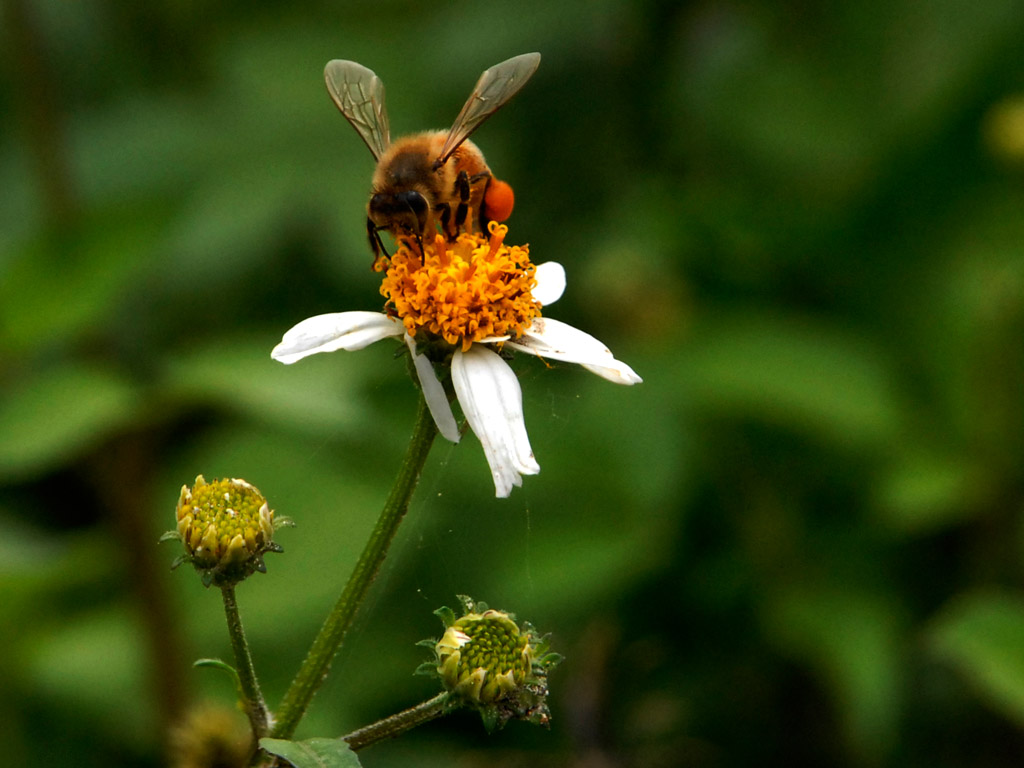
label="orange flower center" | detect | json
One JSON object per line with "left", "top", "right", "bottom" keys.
{"left": 379, "top": 222, "right": 541, "bottom": 351}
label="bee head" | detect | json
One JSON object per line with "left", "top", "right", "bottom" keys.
{"left": 369, "top": 189, "right": 430, "bottom": 236}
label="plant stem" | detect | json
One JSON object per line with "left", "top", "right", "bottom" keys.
{"left": 271, "top": 395, "right": 438, "bottom": 739}
{"left": 4, "top": 0, "right": 77, "bottom": 227}
{"left": 221, "top": 585, "right": 269, "bottom": 738}
{"left": 342, "top": 692, "right": 453, "bottom": 751}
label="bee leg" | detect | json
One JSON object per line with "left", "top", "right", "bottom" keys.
{"left": 435, "top": 202, "right": 453, "bottom": 239}
{"left": 367, "top": 217, "right": 389, "bottom": 262}
{"left": 468, "top": 172, "right": 493, "bottom": 230}
{"left": 452, "top": 171, "right": 472, "bottom": 232}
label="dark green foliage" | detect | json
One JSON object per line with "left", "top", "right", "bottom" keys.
{"left": 3, "top": 1, "right": 1024, "bottom": 766}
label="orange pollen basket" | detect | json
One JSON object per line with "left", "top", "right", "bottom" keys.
{"left": 379, "top": 222, "right": 541, "bottom": 351}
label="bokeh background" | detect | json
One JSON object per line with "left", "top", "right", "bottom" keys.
{"left": 3, "top": 1, "right": 1024, "bottom": 766}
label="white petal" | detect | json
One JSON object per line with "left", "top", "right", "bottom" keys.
{"left": 404, "top": 335, "right": 460, "bottom": 443}
{"left": 531, "top": 262, "right": 566, "bottom": 307}
{"left": 272, "top": 312, "right": 403, "bottom": 364}
{"left": 506, "top": 316, "right": 643, "bottom": 385}
{"left": 452, "top": 346, "right": 540, "bottom": 498}
{"left": 477, "top": 334, "right": 511, "bottom": 344}
{"left": 578, "top": 359, "right": 643, "bottom": 384}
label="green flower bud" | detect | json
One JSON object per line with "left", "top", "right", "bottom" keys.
{"left": 437, "top": 609, "right": 530, "bottom": 704}
{"left": 163, "top": 475, "right": 289, "bottom": 587}
{"left": 421, "top": 595, "right": 562, "bottom": 731}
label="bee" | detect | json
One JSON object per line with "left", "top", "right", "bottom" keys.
{"left": 324, "top": 52, "right": 541, "bottom": 261}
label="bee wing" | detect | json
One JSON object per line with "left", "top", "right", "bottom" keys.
{"left": 436, "top": 52, "right": 541, "bottom": 166}
{"left": 324, "top": 59, "right": 391, "bottom": 161}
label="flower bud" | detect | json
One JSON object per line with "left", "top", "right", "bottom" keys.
{"left": 985, "top": 94, "right": 1024, "bottom": 165}
{"left": 163, "top": 475, "right": 290, "bottom": 587}
{"left": 168, "top": 702, "right": 250, "bottom": 768}
{"left": 421, "top": 595, "right": 561, "bottom": 731}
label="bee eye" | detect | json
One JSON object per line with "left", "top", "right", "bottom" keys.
{"left": 398, "top": 190, "right": 429, "bottom": 233}
{"left": 398, "top": 190, "right": 427, "bottom": 215}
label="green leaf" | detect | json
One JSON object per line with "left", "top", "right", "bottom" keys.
{"left": 0, "top": 206, "right": 162, "bottom": 353}
{"left": 0, "top": 364, "right": 141, "bottom": 482}
{"left": 193, "top": 658, "right": 248, "bottom": 712}
{"left": 413, "top": 661, "right": 439, "bottom": 677}
{"left": 259, "top": 737, "right": 362, "bottom": 768}
{"left": 160, "top": 335, "right": 373, "bottom": 435}
{"left": 762, "top": 585, "right": 903, "bottom": 760}
{"left": 930, "top": 591, "right": 1024, "bottom": 725}
{"left": 26, "top": 603, "right": 152, "bottom": 749}
{"left": 193, "top": 658, "right": 240, "bottom": 685}
{"left": 683, "top": 311, "right": 902, "bottom": 448}
{"left": 874, "top": 449, "right": 986, "bottom": 534}
{"left": 433, "top": 606, "right": 456, "bottom": 627}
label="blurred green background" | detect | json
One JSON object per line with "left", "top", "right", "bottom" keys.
{"left": 3, "top": 0, "right": 1024, "bottom": 765}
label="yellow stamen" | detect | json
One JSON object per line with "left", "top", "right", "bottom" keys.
{"left": 379, "top": 222, "right": 541, "bottom": 351}
{"left": 176, "top": 476, "right": 273, "bottom": 565}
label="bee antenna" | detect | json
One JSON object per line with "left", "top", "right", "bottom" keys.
{"left": 373, "top": 226, "right": 390, "bottom": 259}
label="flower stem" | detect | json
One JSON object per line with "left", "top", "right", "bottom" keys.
{"left": 342, "top": 692, "right": 453, "bottom": 751}
{"left": 271, "top": 395, "right": 438, "bottom": 739}
{"left": 220, "top": 585, "right": 269, "bottom": 738}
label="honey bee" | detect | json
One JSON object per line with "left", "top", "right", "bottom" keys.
{"left": 324, "top": 52, "right": 541, "bottom": 261}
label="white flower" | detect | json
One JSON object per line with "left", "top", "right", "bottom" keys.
{"left": 272, "top": 234, "right": 641, "bottom": 498}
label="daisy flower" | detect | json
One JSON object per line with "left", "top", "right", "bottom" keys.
{"left": 271, "top": 222, "right": 641, "bottom": 497}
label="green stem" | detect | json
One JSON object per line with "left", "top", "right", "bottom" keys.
{"left": 342, "top": 692, "right": 453, "bottom": 751}
{"left": 271, "top": 395, "right": 438, "bottom": 739}
{"left": 221, "top": 585, "right": 269, "bottom": 738}
{"left": 4, "top": 0, "right": 77, "bottom": 227}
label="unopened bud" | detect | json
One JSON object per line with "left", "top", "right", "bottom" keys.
{"left": 162, "top": 475, "right": 290, "bottom": 587}
{"left": 168, "top": 702, "right": 250, "bottom": 768}
{"left": 421, "top": 595, "right": 561, "bottom": 731}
